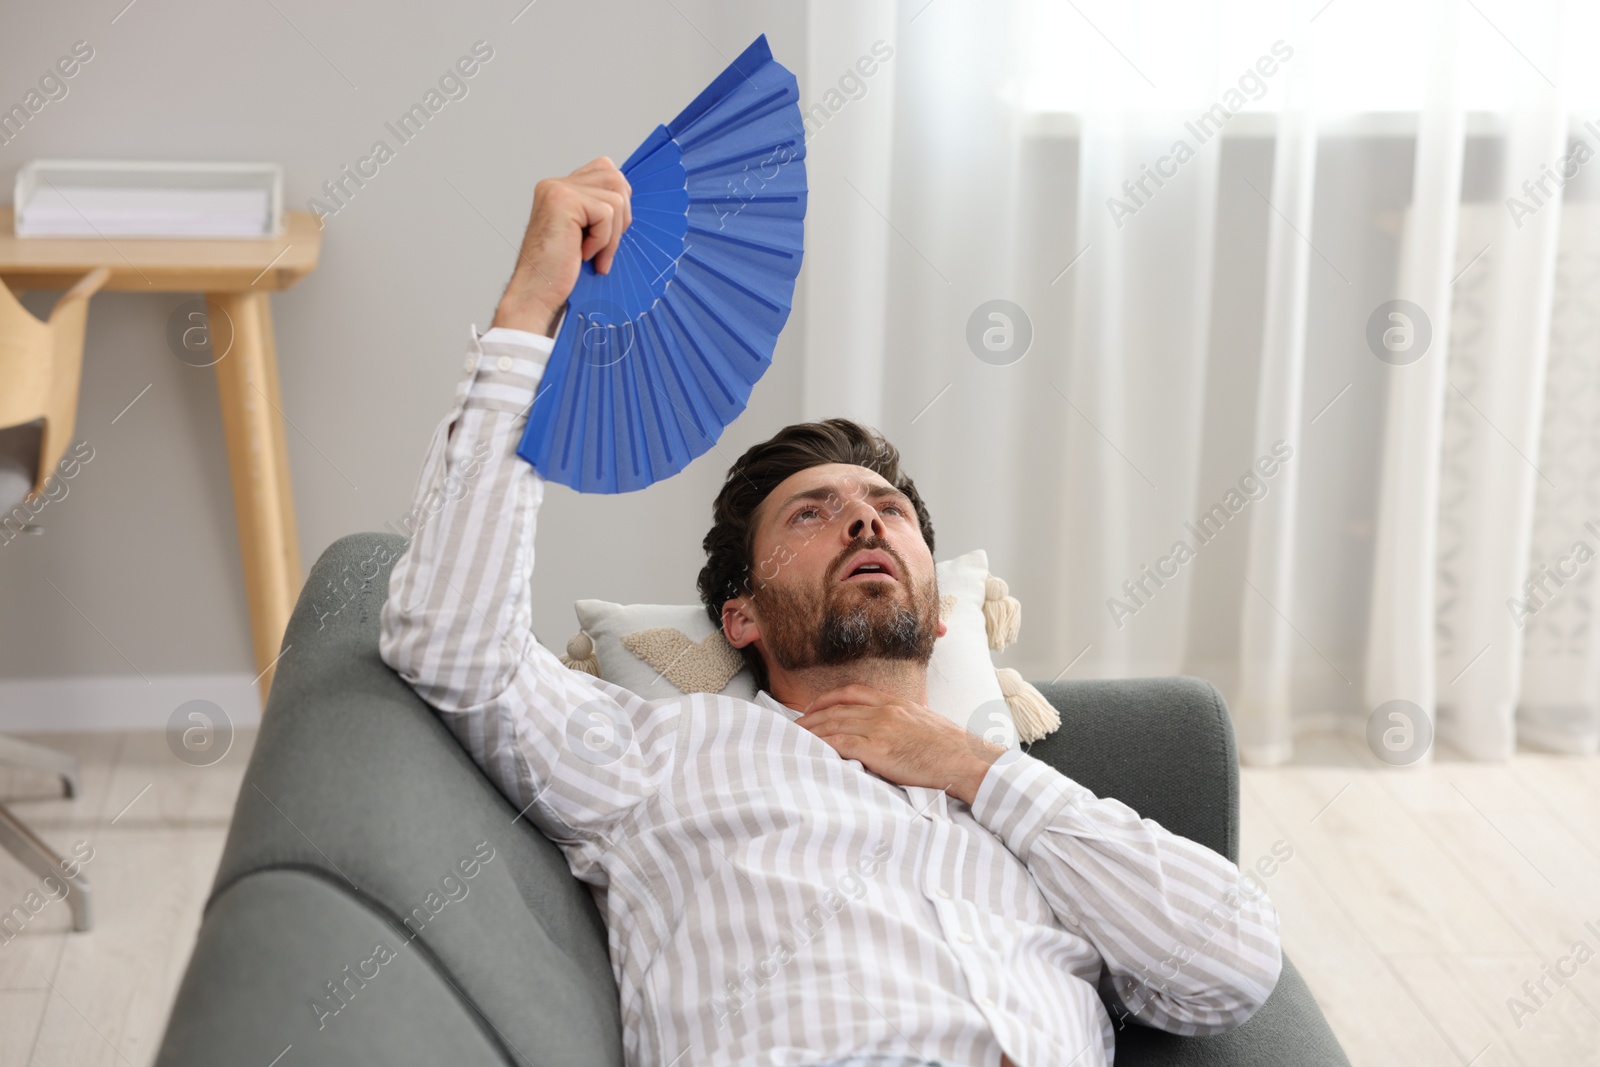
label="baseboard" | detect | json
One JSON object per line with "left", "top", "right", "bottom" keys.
{"left": 0, "top": 673, "right": 262, "bottom": 733}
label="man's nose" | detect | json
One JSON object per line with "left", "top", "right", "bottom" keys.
{"left": 845, "top": 504, "right": 885, "bottom": 541}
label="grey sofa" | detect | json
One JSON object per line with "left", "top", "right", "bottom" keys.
{"left": 154, "top": 533, "right": 1350, "bottom": 1067}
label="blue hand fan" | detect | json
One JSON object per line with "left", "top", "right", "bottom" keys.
{"left": 516, "top": 34, "right": 807, "bottom": 493}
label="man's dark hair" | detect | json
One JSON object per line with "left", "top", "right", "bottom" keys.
{"left": 697, "top": 418, "right": 937, "bottom": 692}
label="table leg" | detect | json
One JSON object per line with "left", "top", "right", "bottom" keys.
{"left": 207, "top": 291, "right": 302, "bottom": 708}
{"left": 255, "top": 289, "right": 303, "bottom": 589}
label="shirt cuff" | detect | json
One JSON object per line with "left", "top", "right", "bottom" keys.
{"left": 968, "top": 749, "right": 1091, "bottom": 861}
{"left": 455, "top": 323, "right": 556, "bottom": 415}
{"left": 479, "top": 325, "right": 556, "bottom": 348}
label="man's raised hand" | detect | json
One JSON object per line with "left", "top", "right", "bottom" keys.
{"left": 492, "top": 156, "right": 633, "bottom": 337}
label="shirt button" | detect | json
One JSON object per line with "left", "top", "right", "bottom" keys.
{"left": 463, "top": 355, "right": 476, "bottom": 372}
{"left": 935, "top": 888, "right": 951, "bottom": 899}
{"left": 497, "top": 355, "right": 514, "bottom": 372}
{"left": 956, "top": 932, "right": 973, "bottom": 944}
{"left": 977, "top": 995, "right": 995, "bottom": 1009}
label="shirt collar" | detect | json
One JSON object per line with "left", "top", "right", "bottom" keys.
{"left": 753, "top": 688, "right": 801, "bottom": 722}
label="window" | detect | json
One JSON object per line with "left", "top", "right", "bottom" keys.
{"left": 1018, "top": 0, "right": 1592, "bottom": 115}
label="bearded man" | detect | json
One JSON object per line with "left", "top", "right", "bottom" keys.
{"left": 379, "top": 156, "right": 1282, "bottom": 1067}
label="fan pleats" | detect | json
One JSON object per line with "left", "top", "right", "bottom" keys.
{"left": 518, "top": 34, "right": 806, "bottom": 493}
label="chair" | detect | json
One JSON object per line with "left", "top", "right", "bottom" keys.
{"left": 0, "top": 265, "right": 110, "bottom": 932}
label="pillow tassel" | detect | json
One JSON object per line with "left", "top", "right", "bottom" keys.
{"left": 996, "top": 667, "right": 1060, "bottom": 743}
{"left": 561, "top": 630, "right": 602, "bottom": 676}
{"left": 982, "top": 575, "right": 1022, "bottom": 651}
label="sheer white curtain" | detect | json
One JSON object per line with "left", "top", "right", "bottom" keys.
{"left": 801, "top": 0, "right": 1600, "bottom": 763}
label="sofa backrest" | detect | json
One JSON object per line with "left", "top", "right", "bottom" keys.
{"left": 1027, "top": 676, "right": 1239, "bottom": 866}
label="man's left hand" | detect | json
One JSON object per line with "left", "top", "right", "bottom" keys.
{"left": 795, "top": 683, "right": 1009, "bottom": 806}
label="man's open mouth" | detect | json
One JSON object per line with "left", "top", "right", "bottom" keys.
{"left": 839, "top": 550, "right": 898, "bottom": 582}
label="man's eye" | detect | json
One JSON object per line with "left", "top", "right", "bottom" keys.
{"left": 883, "top": 503, "right": 906, "bottom": 517}
{"left": 794, "top": 507, "right": 821, "bottom": 523}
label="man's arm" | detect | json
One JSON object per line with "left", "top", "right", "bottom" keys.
{"left": 793, "top": 685, "right": 1281, "bottom": 1033}
{"left": 377, "top": 326, "right": 680, "bottom": 854}
{"left": 378, "top": 159, "right": 669, "bottom": 857}
{"left": 968, "top": 751, "right": 1282, "bottom": 1036}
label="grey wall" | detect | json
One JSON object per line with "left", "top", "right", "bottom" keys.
{"left": 0, "top": 0, "right": 809, "bottom": 682}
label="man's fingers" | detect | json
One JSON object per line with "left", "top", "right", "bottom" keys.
{"left": 564, "top": 163, "right": 632, "bottom": 272}
{"left": 555, "top": 185, "right": 626, "bottom": 273}
{"left": 802, "top": 684, "right": 896, "bottom": 715}
{"left": 570, "top": 189, "right": 617, "bottom": 262}
{"left": 569, "top": 161, "right": 631, "bottom": 199}
{"left": 812, "top": 723, "right": 876, "bottom": 748}
{"left": 597, "top": 190, "right": 630, "bottom": 273}
{"left": 497, "top": 161, "right": 632, "bottom": 332}
{"left": 807, "top": 719, "right": 873, "bottom": 742}
{"left": 795, "top": 704, "right": 876, "bottom": 729}
{"left": 595, "top": 168, "right": 632, "bottom": 235}
{"left": 591, "top": 185, "right": 628, "bottom": 273}
{"left": 566, "top": 161, "right": 631, "bottom": 204}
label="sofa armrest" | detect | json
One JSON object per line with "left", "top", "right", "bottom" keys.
{"left": 156, "top": 870, "right": 511, "bottom": 1066}
{"left": 1113, "top": 954, "right": 1350, "bottom": 1067}
{"left": 157, "top": 532, "right": 625, "bottom": 1067}
{"left": 1023, "top": 677, "right": 1351, "bottom": 1067}
{"left": 1025, "top": 676, "right": 1238, "bottom": 863}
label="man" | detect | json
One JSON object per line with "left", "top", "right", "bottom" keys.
{"left": 379, "top": 157, "right": 1282, "bottom": 1067}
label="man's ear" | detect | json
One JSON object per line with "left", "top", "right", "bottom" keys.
{"left": 722, "top": 598, "right": 761, "bottom": 650}
{"left": 936, "top": 618, "right": 948, "bottom": 639}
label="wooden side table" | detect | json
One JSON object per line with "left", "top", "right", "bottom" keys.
{"left": 0, "top": 208, "right": 323, "bottom": 708}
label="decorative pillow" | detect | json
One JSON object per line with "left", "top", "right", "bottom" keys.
{"left": 565, "top": 600, "right": 760, "bottom": 702}
{"left": 558, "top": 549, "right": 1059, "bottom": 744}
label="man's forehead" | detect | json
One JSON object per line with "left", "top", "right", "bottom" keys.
{"left": 758, "top": 463, "right": 899, "bottom": 521}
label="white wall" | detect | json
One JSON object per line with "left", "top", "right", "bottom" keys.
{"left": 0, "top": 0, "right": 809, "bottom": 724}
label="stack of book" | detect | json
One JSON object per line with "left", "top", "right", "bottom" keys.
{"left": 13, "top": 160, "right": 282, "bottom": 238}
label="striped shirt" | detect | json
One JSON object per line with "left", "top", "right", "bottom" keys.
{"left": 378, "top": 326, "right": 1283, "bottom": 1067}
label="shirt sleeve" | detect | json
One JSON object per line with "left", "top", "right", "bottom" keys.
{"left": 377, "top": 324, "right": 679, "bottom": 878}
{"left": 967, "top": 749, "right": 1282, "bottom": 1036}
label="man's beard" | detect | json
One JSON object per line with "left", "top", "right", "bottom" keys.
{"left": 754, "top": 538, "right": 939, "bottom": 671}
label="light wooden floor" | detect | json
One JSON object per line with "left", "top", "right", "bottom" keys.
{"left": 1241, "top": 732, "right": 1600, "bottom": 1067}
{"left": 0, "top": 730, "right": 255, "bottom": 1067}
{"left": 0, "top": 728, "right": 1595, "bottom": 1065}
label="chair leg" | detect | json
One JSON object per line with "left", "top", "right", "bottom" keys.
{"left": 0, "top": 803, "right": 92, "bottom": 931}
{"left": 0, "top": 734, "right": 80, "bottom": 798}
